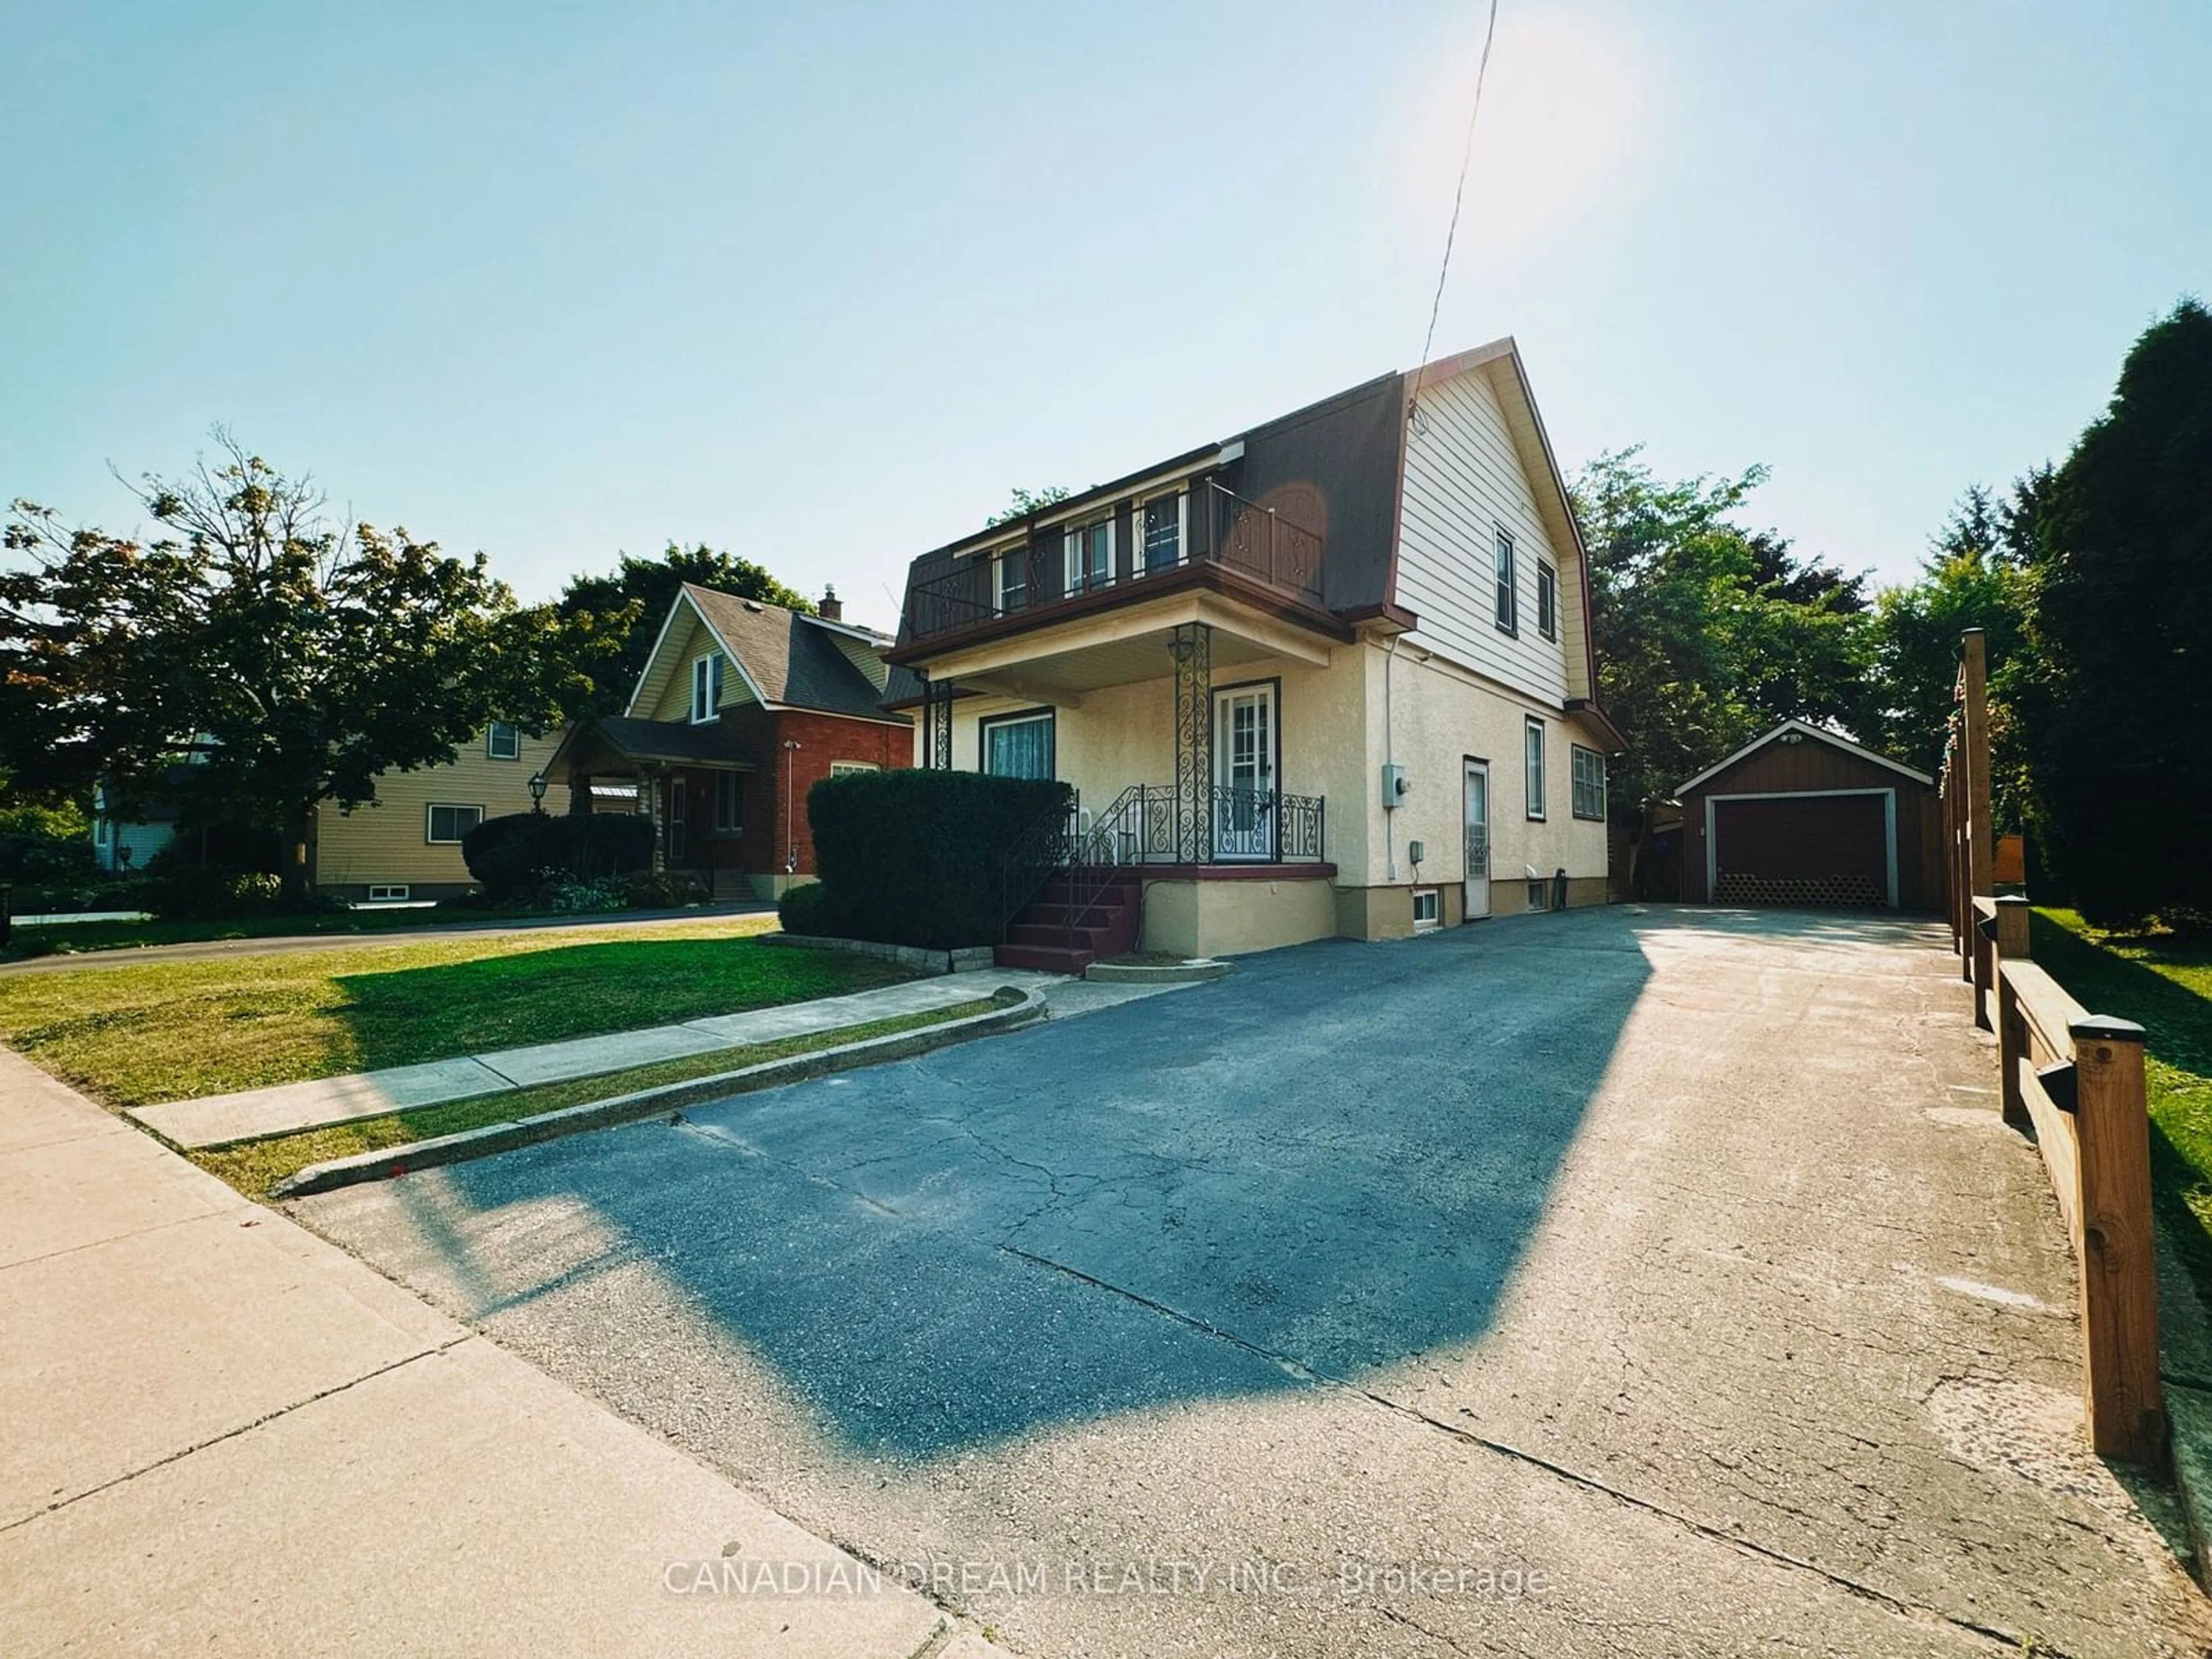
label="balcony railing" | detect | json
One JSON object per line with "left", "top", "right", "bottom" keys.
{"left": 902, "top": 480, "right": 1326, "bottom": 647}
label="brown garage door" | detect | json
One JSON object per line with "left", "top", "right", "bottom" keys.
{"left": 1713, "top": 793, "right": 1888, "bottom": 907}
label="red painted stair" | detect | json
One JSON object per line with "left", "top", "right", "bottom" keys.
{"left": 994, "top": 870, "right": 1141, "bottom": 974}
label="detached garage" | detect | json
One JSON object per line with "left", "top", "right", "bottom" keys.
{"left": 1676, "top": 721, "right": 1940, "bottom": 910}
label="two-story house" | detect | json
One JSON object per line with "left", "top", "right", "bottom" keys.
{"left": 544, "top": 584, "right": 916, "bottom": 900}
{"left": 888, "top": 337, "right": 1624, "bottom": 966}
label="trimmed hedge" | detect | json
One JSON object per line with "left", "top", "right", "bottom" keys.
{"left": 777, "top": 880, "right": 832, "bottom": 936}
{"left": 805, "top": 770, "right": 1071, "bottom": 949}
{"left": 460, "top": 812, "right": 655, "bottom": 902}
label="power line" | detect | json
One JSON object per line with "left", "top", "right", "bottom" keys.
{"left": 1411, "top": 0, "right": 1501, "bottom": 411}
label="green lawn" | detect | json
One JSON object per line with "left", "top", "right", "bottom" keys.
{"left": 0, "top": 916, "right": 909, "bottom": 1108}
{"left": 2, "top": 902, "right": 636, "bottom": 960}
{"left": 2031, "top": 908, "right": 2212, "bottom": 1305}
{"left": 195, "top": 997, "right": 1001, "bottom": 1200}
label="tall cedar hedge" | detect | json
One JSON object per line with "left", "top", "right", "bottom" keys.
{"left": 802, "top": 770, "right": 1071, "bottom": 948}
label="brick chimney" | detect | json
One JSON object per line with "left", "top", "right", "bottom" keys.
{"left": 819, "top": 585, "right": 842, "bottom": 622}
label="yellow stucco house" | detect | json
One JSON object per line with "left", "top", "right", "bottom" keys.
{"left": 889, "top": 338, "right": 1625, "bottom": 968}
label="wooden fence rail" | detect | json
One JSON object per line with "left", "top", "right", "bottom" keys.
{"left": 1944, "top": 659, "right": 2165, "bottom": 1463}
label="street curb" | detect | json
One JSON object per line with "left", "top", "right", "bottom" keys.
{"left": 1084, "top": 958, "right": 1231, "bottom": 984}
{"left": 270, "top": 986, "right": 1046, "bottom": 1199}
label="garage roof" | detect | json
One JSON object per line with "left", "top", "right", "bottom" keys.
{"left": 1676, "top": 719, "right": 1933, "bottom": 796}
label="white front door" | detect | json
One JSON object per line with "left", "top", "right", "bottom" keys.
{"left": 1464, "top": 759, "right": 1491, "bottom": 919}
{"left": 1213, "top": 684, "right": 1277, "bottom": 861}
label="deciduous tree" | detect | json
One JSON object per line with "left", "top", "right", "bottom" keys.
{"left": 1, "top": 433, "right": 570, "bottom": 902}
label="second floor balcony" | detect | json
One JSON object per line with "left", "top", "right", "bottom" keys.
{"left": 898, "top": 479, "right": 1327, "bottom": 653}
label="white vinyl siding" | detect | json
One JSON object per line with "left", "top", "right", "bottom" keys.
{"left": 1397, "top": 364, "right": 1573, "bottom": 705}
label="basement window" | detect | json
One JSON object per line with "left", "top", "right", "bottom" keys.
{"left": 1412, "top": 888, "right": 1441, "bottom": 932}
{"left": 1527, "top": 880, "right": 1550, "bottom": 912}
{"left": 366, "top": 884, "right": 411, "bottom": 903}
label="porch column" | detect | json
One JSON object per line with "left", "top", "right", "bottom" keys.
{"left": 919, "top": 673, "right": 955, "bottom": 770}
{"left": 646, "top": 766, "right": 665, "bottom": 873}
{"left": 567, "top": 772, "right": 592, "bottom": 816}
{"left": 1170, "top": 622, "right": 1213, "bottom": 863}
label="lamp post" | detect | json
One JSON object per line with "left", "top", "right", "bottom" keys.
{"left": 528, "top": 771, "right": 548, "bottom": 814}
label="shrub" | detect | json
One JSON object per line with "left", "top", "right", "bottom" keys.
{"left": 624, "top": 869, "right": 707, "bottom": 910}
{"left": 461, "top": 812, "right": 655, "bottom": 902}
{"left": 147, "top": 866, "right": 282, "bottom": 919}
{"left": 546, "top": 875, "right": 631, "bottom": 914}
{"left": 806, "top": 770, "right": 1071, "bottom": 949}
{"left": 777, "top": 880, "right": 831, "bottom": 936}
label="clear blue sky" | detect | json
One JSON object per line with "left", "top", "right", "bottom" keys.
{"left": 5, "top": 2, "right": 2206, "bottom": 628}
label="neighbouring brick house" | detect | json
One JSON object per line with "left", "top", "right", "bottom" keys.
{"left": 545, "top": 584, "right": 916, "bottom": 900}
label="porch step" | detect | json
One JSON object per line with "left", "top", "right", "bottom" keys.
{"left": 710, "top": 869, "right": 752, "bottom": 902}
{"left": 1006, "top": 921, "right": 1122, "bottom": 953}
{"left": 994, "top": 942, "right": 1099, "bottom": 974}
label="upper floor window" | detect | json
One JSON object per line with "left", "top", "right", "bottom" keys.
{"left": 1141, "top": 492, "right": 1184, "bottom": 575}
{"left": 994, "top": 546, "right": 1029, "bottom": 614}
{"left": 1494, "top": 529, "right": 1518, "bottom": 636}
{"left": 1065, "top": 517, "right": 1113, "bottom": 595}
{"left": 1536, "top": 560, "right": 1558, "bottom": 641}
{"left": 1524, "top": 716, "right": 1546, "bottom": 820}
{"left": 690, "top": 653, "right": 725, "bottom": 723}
{"left": 1571, "top": 745, "right": 1606, "bottom": 821}
{"left": 486, "top": 721, "right": 521, "bottom": 760}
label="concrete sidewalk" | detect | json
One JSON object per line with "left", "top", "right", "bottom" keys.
{"left": 0, "top": 1044, "right": 974, "bottom": 1658}
{"left": 132, "top": 971, "right": 1063, "bottom": 1150}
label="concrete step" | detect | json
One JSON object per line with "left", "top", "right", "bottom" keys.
{"left": 1006, "top": 921, "right": 1121, "bottom": 953}
{"left": 994, "top": 942, "right": 1095, "bottom": 975}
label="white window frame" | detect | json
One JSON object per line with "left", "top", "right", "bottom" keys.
{"left": 1571, "top": 744, "right": 1607, "bottom": 821}
{"left": 425, "top": 803, "right": 484, "bottom": 844}
{"left": 1411, "top": 887, "right": 1441, "bottom": 931}
{"left": 979, "top": 708, "right": 1057, "bottom": 779}
{"left": 1137, "top": 488, "right": 1187, "bottom": 577}
{"left": 1494, "top": 529, "right": 1518, "bottom": 637}
{"left": 992, "top": 544, "right": 1030, "bottom": 615}
{"left": 366, "top": 883, "right": 411, "bottom": 903}
{"left": 1524, "top": 716, "right": 1546, "bottom": 821}
{"left": 1536, "top": 560, "right": 1558, "bottom": 641}
{"left": 690, "top": 653, "right": 725, "bottom": 724}
{"left": 828, "top": 760, "right": 879, "bottom": 778}
{"left": 1527, "top": 880, "right": 1550, "bottom": 911}
{"left": 1063, "top": 516, "right": 1115, "bottom": 596}
{"left": 486, "top": 721, "right": 521, "bottom": 760}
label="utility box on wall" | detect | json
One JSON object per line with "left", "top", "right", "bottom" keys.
{"left": 1380, "top": 764, "right": 1409, "bottom": 810}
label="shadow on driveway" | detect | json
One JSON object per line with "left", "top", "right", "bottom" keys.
{"left": 311, "top": 911, "right": 1653, "bottom": 1460}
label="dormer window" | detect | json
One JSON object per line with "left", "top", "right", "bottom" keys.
{"left": 1141, "top": 491, "right": 1185, "bottom": 575}
{"left": 690, "top": 653, "right": 725, "bottom": 723}
{"left": 1065, "top": 516, "right": 1113, "bottom": 595}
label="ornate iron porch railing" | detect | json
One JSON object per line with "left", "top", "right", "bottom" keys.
{"left": 1079, "top": 784, "right": 1325, "bottom": 868}
{"left": 900, "top": 480, "right": 1325, "bottom": 647}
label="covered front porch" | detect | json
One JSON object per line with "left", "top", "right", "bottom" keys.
{"left": 901, "top": 588, "right": 1362, "bottom": 872}
{"left": 544, "top": 717, "right": 756, "bottom": 899}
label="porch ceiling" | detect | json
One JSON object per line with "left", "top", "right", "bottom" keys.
{"left": 923, "top": 591, "right": 1334, "bottom": 703}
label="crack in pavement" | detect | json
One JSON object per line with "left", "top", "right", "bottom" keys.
{"left": 997, "top": 1244, "right": 2056, "bottom": 1657}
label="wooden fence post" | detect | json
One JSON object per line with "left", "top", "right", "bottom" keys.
{"left": 1960, "top": 629, "right": 1993, "bottom": 984}
{"left": 2070, "top": 1013, "right": 2165, "bottom": 1466}
{"left": 1994, "top": 896, "right": 2031, "bottom": 1130}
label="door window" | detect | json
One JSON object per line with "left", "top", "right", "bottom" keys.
{"left": 1213, "top": 685, "right": 1278, "bottom": 858}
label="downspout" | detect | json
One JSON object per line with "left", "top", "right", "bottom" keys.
{"left": 1384, "top": 633, "right": 1402, "bottom": 884}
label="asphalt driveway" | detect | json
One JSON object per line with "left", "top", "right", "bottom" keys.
{"left": 296, "top": 907, "right": 2211, "bottom": 1657}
